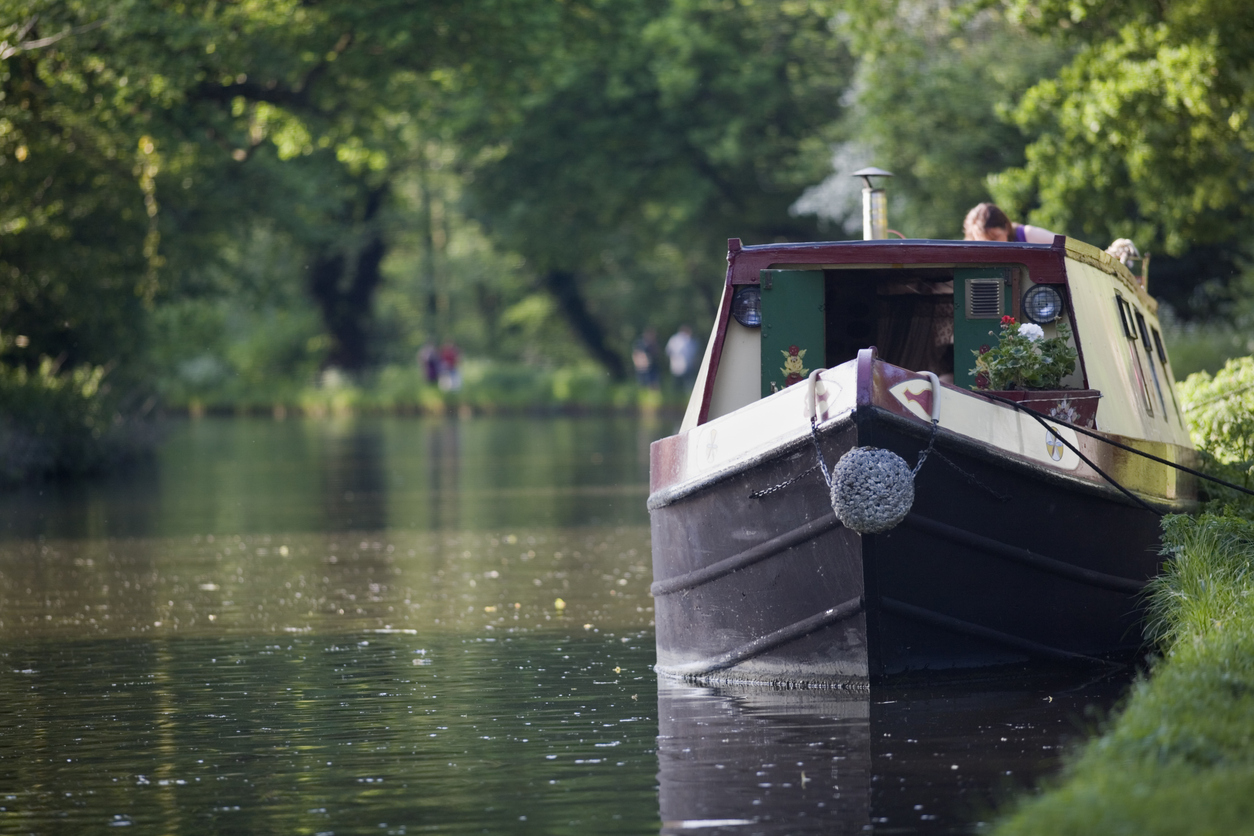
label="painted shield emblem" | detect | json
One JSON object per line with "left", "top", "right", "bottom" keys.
{"left": 1045, "top": 430, "right": 1064, "bottom": 461}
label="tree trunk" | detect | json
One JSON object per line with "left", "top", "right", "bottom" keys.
{"left": 543, "top": 269, "right": 626, "bottom": 379}
{"left": 307, "top": 186, "right": 388, "bottom": 373}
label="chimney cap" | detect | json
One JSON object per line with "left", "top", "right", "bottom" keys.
{"left": 852, "top": 167, "right": 893, "bottom": 189}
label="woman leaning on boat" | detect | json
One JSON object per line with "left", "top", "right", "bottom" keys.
{"left": 963, "top": 202, "right": 1057, "bottom": 244}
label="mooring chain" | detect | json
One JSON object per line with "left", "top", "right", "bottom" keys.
{"left": 911, "top": 418, "right": 939, "bottom": 476}
{"left": 748, "top": 417, "right": 836, "bottom": 499}
{"left": 811, "top": 416, "right": 835, "bottom": 489}
{"left": 930, "top": 449, "right": 1012, "bottom": 502}
{"left": 748, "top": 461, "right": 822, "bottom": 499}
{"left": 751, "top": 415, "right": 938, "bottom": 500}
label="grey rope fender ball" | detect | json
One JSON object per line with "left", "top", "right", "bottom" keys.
{"left": 807, "top": 369, "right": 941, "bottom": 535}
{"left": 830, "top": 446, "right": 916, "bottom": 533}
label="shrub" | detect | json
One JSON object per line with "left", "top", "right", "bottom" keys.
{"left": 1177, "top": 356, "right": 1254, "bottom": 512}
{"left": 0, "top": 358, "right": 151, "bottom": 484}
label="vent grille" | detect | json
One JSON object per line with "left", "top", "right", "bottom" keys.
{"left": 966, "top": 279, "right": 1003, "bottom": 319}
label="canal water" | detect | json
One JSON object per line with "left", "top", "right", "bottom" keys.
{"left": 0, "top": 417, "right": 1128, "bottom": 834}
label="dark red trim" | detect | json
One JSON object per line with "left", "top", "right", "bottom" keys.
{"left": 727, "top": 239, "right": 1068, "bottom": 285}
{"left": 1061, "top": 274, "right": 1091, "bottom": 390}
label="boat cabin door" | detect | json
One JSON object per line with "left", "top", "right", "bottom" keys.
{"left": 759, "top": 270, "right": 825, "bottom": 398}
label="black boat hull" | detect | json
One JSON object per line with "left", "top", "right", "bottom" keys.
{"left": 650, "top": 406, "right": 1170, "bottom": 685}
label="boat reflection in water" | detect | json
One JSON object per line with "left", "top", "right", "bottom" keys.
{"left": 656, "top": 668, "right": 1129, "bottom": 834}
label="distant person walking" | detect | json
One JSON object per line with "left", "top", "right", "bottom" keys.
{"left": 438, "top": 341, "right": 461, "bottom": 392}
{"left": 665, "top": 325, "right": 700, "bottom": 393}
{"left": 419, "top": 342, "right": 439, "bottom": 384}
{"left": 632, "top": 328, "right": 660, "bottom": 389}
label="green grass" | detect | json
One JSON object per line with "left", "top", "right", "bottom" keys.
{"left": 992, "top": 513, "right": 1254, "bottom": 836}
{"left": 234, "top": 360, "right": 684, "bottom": 417}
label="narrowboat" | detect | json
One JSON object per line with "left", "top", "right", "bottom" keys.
{"left": 649, "top": 181, "right": 1196, "bottom": 686}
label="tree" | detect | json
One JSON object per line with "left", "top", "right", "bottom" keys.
{"left": 799, "top": 4, "right": 1068, "bottom": 240}
{"left": 0, "top": 3, "right": 163, "bottom": 379}
{"left": 992, "top": 0, "right": 1254, "bottom": 257}
{"left": 455, "top": 0, "right": 855, "bottom": 377}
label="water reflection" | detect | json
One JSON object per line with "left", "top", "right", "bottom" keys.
{"left": 0, "top": 526, "right": 655, "bottom": 640}
{"left": 0, "top": 416, "right": 656, "bottom": 541}
{"left": 657, "top": 669, "right": 1129, "bottom": 834}
{"left": 0, "top": 633, "right": 660, "bottom": 834}
{"left": 0, "top": 416, "right": 1132, "bottom": 834}
{"left": 321, "top": 422, "right": 390, "bottom": 531}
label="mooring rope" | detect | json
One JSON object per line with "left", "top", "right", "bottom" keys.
{"left": 754, "top": 370, "right": 1251, "bottom": 525}
{"left": 972, "top": 389, "right": 1254, "bottom": 507}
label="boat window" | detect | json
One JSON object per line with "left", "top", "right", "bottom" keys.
{"left": 1115, "top": 294, "right": 1154, "bottom": 417}
{"left": 1151, "top": 327, "right": 1168, "bottom": 365}
{"left": 1135, "top": 309, "right": 1168, "bottom": 419}
{"left": 1115, "top": 295, "right": 1136, "bottom": 339}
{"left": 1152, "top": 325, "right": 1185, "bottom": 424}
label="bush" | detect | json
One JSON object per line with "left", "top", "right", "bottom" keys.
{"left": 1177, "top": 356, "right": 1254, "bottom": 512}
{"left": 1145, "top": 514, "right": 1254, "bottom": 648}
{"left": 992, "top": 513, "right": 1254, "bottom": 836}
{"left": 0, "top": 358, "right": 152, "bottom": 484}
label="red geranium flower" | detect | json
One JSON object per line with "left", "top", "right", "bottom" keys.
{"left": 1000, "top": 315, "right": 1015, "bottom": 326}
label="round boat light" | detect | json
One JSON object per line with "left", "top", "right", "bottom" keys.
{"left": 1022, "top": 284, "right": 1065, "bottom": 324}
{"left": 731, "top": 285, "right": 762, "bottom": 327}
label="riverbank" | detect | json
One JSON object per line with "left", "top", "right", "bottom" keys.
{"left": 991, "top": 513, "right": 1254, "bottom": 835}
{"left": 0, "top": 359, "right": 689, "bottom": 484}
{"left": 169, "top": 360, "right": 688, "bottom": 418}
{"left": 0, "top": 359, "right": 158, "bottom": 486}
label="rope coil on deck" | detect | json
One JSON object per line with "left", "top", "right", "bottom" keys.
{"left": 810, "top": 370, "right": 940, "bottom": 534}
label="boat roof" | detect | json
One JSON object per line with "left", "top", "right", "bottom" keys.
{"left": 725, "top": 235, "right": 1154, "bottom": 311}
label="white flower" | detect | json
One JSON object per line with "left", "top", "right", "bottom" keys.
{"left": 1018, "top": 323, "right": 1045, "bottom": 341}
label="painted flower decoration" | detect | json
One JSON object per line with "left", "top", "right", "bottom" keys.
{"left": 780, "top": 345, "right": 809, "bottom": 386}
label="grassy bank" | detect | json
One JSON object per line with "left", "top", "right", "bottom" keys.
{"left": 991, "top": 514, "right": 1254, "bottom": 835}
{"left": 992, "top": 360, "right": 1254, "bottom": 834}
{"left": 1, "top": 357, "right": 689, "bottom": 484}
{"left": 0, "top": 359, "right": 155, "bottom": 485}
{"left": 164, "top": 360, "right": 687, "bottom": 418}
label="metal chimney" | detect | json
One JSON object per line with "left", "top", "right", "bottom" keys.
{"left": 852, "top": 167, "right": 893, "bottom": 240}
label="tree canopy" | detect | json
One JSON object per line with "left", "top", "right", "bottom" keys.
{"left": 2, "top": 0, "right": 1252, "bottom": 438}
{"left": 993, "top": 0, "right": 1254, "bottom": 256}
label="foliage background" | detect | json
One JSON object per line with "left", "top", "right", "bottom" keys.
{"left": 3, "top": 0, "right": 1253, "bottom": 480}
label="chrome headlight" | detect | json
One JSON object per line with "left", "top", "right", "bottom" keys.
{"left": 1022, "top": 284, "right": 1064, "bottom": 324}
{"left": 731, "top": 285, "right": 762, "bottom": 327}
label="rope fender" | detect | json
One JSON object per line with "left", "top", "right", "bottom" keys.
{"left": 809, "top": 370, "right": 939, "bottom": 534}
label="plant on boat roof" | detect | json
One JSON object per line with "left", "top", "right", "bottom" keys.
{"left": 970, "top": 316, "right": 1078, "bottom": 390}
